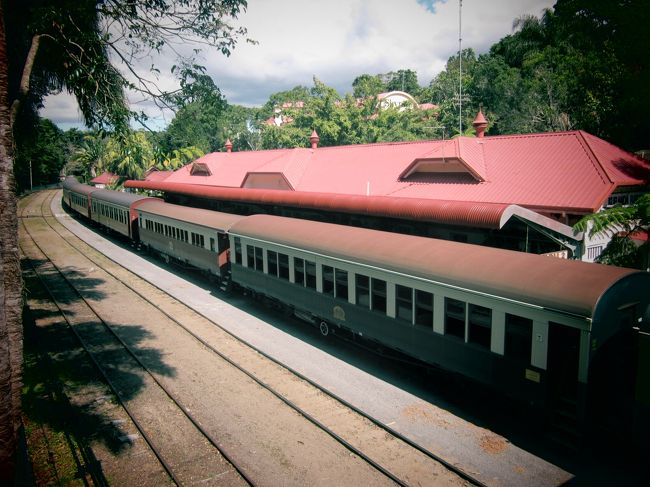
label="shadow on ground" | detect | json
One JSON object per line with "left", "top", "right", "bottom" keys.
{"left": 21, "top": 255, "right": 174, "bottom": 485}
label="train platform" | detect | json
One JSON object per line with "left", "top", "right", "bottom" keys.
{"left": 51, "top": 193, "right": 573, "bottom": 486}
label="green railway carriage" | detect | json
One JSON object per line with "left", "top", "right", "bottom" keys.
{"left": 62, "top": 176, "right": 97, "bottom": 218}
{"left": 228, "top": 214, "right": 650, "bottom": 431}
{"left": 136, "top": 200, "right": 245, "bottom": 279}
{"left": 90, "top": 188, "right": 158, "bottom": 240}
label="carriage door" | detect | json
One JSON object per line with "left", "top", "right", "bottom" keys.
{"left": 547, "top": 324, "right": 581, "bottom": 434}
{"left": 217, "top": 232, "right": 230, "bottom": 272}
{"left": 588, "top": 306, "right": 640, "bottom": 437}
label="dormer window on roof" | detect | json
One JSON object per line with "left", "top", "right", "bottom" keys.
{"left": 399, "top": 157, "right": 483, "bottom": 184}
{"left": 241, "top": 172, "right": 294, "bottom": 190}
{"left": 190, "top": 162, "right": 212, "bottom": 176}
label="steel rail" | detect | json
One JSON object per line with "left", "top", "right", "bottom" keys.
{"left": 21, "top": 192, "right": 254, "bottom": 487}
{"left": 47, "top": 189, "right": 489, "bottom": 487}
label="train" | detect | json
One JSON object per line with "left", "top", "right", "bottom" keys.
{"left": 61, "top": 176, "right": 650, "bottom": 444}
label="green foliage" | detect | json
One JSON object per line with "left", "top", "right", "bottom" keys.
{"left": 259, "top": 76, "right": 439, "bottom": 149}
{"left": 352, "top": 74, "right": 384, "bottom": 98}
{"left": 384, "top": 69, "right": 420, "bottom": 96}
{"left": 260, "top": 86, "right": 311, "bottom": 120}
{"left": 13, "top": 118, "right": 66, "bottom": 191}
{"left": 154, "top": 146, "right": 205, "bottom": 171}
{"left": 162, "top": 100, "right": 258, "bottom": 153}
{"left": 467, "top": 1, "right": 649, "bottom": 149}
{"left": 5, "top": 0, "right": 249, "bottom": 190}
{"left": 596, "top": 236, "right": 644, "bottom": 269}
{"left": 104, "top": 131, "right": 154, "bottom": 181}
{"left": 67, "top": 133, "right": 109, "bottom": 181}
{"left": 574, "top": 195, "right": 650, "bottom": 269}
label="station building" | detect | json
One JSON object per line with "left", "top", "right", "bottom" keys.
{"left": 125, "top": 111, "right": 650, "bottom": 261}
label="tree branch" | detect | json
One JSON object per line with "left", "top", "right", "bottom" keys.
{"left": 10, "top": 34, "right": 41, "bottom": 128}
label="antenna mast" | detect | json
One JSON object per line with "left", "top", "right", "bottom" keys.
{"left": 458, "top": 0, "right": 462, "bottom": 135}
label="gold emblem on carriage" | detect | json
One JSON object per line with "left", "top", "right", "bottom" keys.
{"left": 333, "top": 306, "right": 345, "bottom": 321}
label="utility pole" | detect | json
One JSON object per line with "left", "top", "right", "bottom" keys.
{"left": 458, "top": 0, "right": 463, "bottom": 135}
{"left": 29, "top": 159, "right": 32, "bottom": 190}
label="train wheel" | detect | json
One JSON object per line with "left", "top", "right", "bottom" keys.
{"left": 319, "top": 321, "right": 329, "bottom": 337}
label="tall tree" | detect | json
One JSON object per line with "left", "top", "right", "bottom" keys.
{"left": 0, "top": 0, "right": 248, "bottom": 479}
{"left": 384, "top": 69, "right": 420, "bottom": 96}
{"left": 352, "top": 74, "right": 385, "bottom": 98}
{"left": 14, "top": 118, "right": 66, "bottom": 190}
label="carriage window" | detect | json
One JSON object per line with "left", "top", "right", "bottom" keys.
{"left": 396, "top": 285, "right": 413, "bottom": 323}
{"left": 415, "top": 290, "right": 434, "bottom": 329}
{"left": 371, "top": 278, "right": 387, "bottom": 314}
{"left": 234, "top": 237, "right": 242, "bottom": 264}
{"left": 468, "top": 304, "right": 492, "bottom": 349}
{"left": 293, "top": 257, "right": 305, "bottom": 285}
{"left": 246, "top": 245, "right": 254, "bottom": 268}
{"left": 305, "top": 261, "right": 317, "bottom": 289}
{"left": 356, "top": 274, "right": 370, "bottom": 308}
{"left": 335, "top": 269, "right": 348, "bottom": 301}
{"left": 254, "top": 247, "right": 264, "bottom": 271}
{"left": 267, "top": 250, "right": 278, "bottom": 277}
{"left": 505, "top": 314, "right": 533, "bottom": 362}
{"left": 445, "top": 298, "right": 466, "bottom": 339}
{"left": 278, "top": 254, "right": 289, "bottom": 280}
{"left": 322, "top": 265, "right": 334, "bottom": 296}
{"left": 210, "top": 237, "right": 216, "bottom": 252}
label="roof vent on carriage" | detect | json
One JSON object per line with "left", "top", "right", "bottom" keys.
{"left": 225, "top": 138, "right": 233, "bottom": 153}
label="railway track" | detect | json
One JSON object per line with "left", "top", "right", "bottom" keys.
{"left": 20, "top": 191, "right": 251, "bottom": 486}
{"left": 20, "top": 189, "right": 483, "bottom": 486}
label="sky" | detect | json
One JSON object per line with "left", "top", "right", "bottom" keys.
{"left": 41, "top": 0, "right": 556, "bottom": 130}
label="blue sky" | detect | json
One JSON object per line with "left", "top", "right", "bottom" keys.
{"left": 42, "top": 0, "right": 555, "bottom": 130}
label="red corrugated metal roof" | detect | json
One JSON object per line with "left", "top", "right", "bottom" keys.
{"left": 126, "top": 131, "right": 650, "bottom": 215}
{"left": 90, "top": 171, "right": 118, "bottom": 185}
{"left": 144, "top": 170, "right": 174, "bottom": 182}
{"left": 124, "top": 180, "right": 530, "bottom": 229}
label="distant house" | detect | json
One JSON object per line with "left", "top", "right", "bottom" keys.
{"left": 126, "top": 111, "right": 650, "bottom": 261}
{"left": 265, "top": 91, "right": 437, "bottom": 126}
{"left": 89, "top": 171, "right": 118, "bottom": 188}
{"left": 376, "top": 91, "right": 437, "bottom": 112}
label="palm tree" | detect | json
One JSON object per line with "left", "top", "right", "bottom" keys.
{"left": 0, "top": 1, "right": 248, "bottom": 479}
{"left": 68, "top": 134, "right": 108, "bottom": 181}
{"left": 574, "top": 195, "right": 650, "bottom": 269}
{"left": 155, "top": 146, "right": 204, "bottom": 171}
{"left": 0, "top": 5, "right": 22, "bottom": 480}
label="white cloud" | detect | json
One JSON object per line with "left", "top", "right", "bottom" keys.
{"left": 41, "top": 0, "right": 554, "bottom": 128}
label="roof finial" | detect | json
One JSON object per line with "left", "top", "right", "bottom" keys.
{"left": 472, "top": 107, "right": 488, "bottom": 138}
{"left": 225, "top": 138, "right": 233, "bottom": 153}
{"left": 310, "top": 130, "right": 320, "bottom": 149}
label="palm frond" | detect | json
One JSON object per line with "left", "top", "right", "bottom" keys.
{"left": 573, "top": 205, "right": 637, "bottom": 237}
